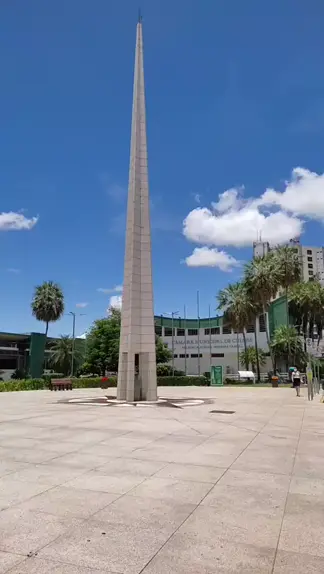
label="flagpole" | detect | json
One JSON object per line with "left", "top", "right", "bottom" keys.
{"left": 184, "top": 304, "right": 187, "bottom": 375}
{"left": 197, "top": 291, "right": 201, "bottom": 376}
{"left": 209, "top": 304, "right": 212, "bottom": 370}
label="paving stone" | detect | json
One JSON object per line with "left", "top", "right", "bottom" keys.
{"left": 0, "top": 477, "right": 50, "bottom": 510}
{"left": 39, "top": 518, "right": 169, "bottom": 574}
{"left": 0, "top": 551, "right": 25, "bottom": 573}
{"left": 7, "top": 557, "right": 108, "bottom": 573}
{"left": 17, "top": 485, "right": 118, "bottom": 518}
{"left": 94, "top": 494, "right": 194, "bottom": 534}
{"left": 4, "top": 463, "right": 87, "bottom": 487}
{"left": 279, "top": 493, "right": 324, "bottom": 557}
{"left": 141, "top": 532, "right": 275, "bottom": 573}
{"left": 0, "top": 507, "right": 82, "bottom": 555}
{"left": 129, "top": 477, "right": 213, "bottom": 504}
{"left": 64, "top": 471, "right": 145, "bottom": 494}
{"left": 273, "top": 550, "right": 324, "bottom": 573}
{"left": 155, "top": 462, "right": 225, "bottom": 483}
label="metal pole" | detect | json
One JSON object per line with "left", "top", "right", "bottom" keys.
{"left": 236, "top": 332, "right": 240, "bottom": 371}
{"left": 209, "top": 304, "right": 212, "bottom": 370}
{"left": 197, "top": 291, "right": 200, "bottom": 376}
{"left": 171, "top": 312, "right": 175, "bottom": 376}
{"left": 184, "top": 305, "right": 187, "bottom": 375}
{"left": 71, "top": 312, "right": 76, "bottom": 377}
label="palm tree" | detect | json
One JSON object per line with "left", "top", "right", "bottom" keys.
{"left": 50, "top": 335, "right": 83, "bottom": 376}
{"left": 217, "top": 282, "right": 254, "bottom": 370}
{"left": 31, "top": 281, "right": 64, "bottom": 336}
{"left": 271, "top": 325, "right": 306, "bottom": 371}
{"left": 289, "top": 280, "right": 324, "bottom": 351}
{"left": 244, "top": 254, "right": 279, "bottom": 368}
{"left": 272, "top": 246, "right": 301, "bottom": 366}
{"left": 239, "top": 346, "right": 266, "bottom": 371}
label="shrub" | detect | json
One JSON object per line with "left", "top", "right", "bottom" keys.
{"left": 42, "top": 373, "right": 65, "bottom": 386}
{"left": 157, "top": 376, "right": 209, "bottom": 386}
{"left": 72, "top": 377, "right": 117, "bottom": 389}
{"left": 203, "top": 371, "right": 211, "bottom": 379}
{"left": 11, "top": 368, "right": 28, "bottom": 380}
{"left": 0, "top": 379, "right": 45, "bottom": 392}
{"left": 156, "top": 364, "right": 185, "bottom": 377}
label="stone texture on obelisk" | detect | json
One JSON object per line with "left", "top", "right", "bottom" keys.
{"left": 117, "top": 20, "right": 157, "bottom": 402}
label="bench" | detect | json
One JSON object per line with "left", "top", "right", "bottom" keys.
{"left": 49, "top": 379, "right": 73, "bottom": 391}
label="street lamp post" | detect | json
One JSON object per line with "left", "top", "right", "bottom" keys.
{"left": 163, "top": 311, "right": 179, "bottom": 376}
{"left": 69, "top": 312, "right": 86, "bottom": 377}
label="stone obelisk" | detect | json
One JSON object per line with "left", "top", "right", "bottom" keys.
{"left": 117, "top": 17, "right": 157, "bottom": 402}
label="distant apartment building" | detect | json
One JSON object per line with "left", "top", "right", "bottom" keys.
{"left": 253, "top": 239, "right": 324, "bottom": 285}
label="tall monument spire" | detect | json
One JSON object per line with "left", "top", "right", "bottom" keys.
{"left": 117, "top": 19, "right": 157, "bottom": 402}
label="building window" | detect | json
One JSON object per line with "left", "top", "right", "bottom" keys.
{"left": 204, "top": 327, "right": 220, "bottom": 335}
{"left": 246, "top": 324, "right": 255, "bottom": 333}
{"left": 308, "top": 263, "right": 313, "bottom": 268}
{"left": 211, "top": 353, "right": 225, "bottom": 358}
{"left": 155, "top": 326, "right": 162, "bottom": 336}
{"left": 309, "top": 271, "right": 314, "bottom": 275}
{"left": 164, "top": 328, "right": 174, "bottom": 337}
{"left": 177, "top": 328, "right": 185, "bottom": 336}
{"left": 309, "top": 277, "right": 314, "bottom": 281}
{"left": 173, "top": 354, "right": 178, "bottom": 358}
{"left": 222, "top": 325, "right": 231, "bottom": 334}
{"left": 188, "top": 329, "right": 198, "bottom": 336}
{"left": 259, "top": 314, "right": 266, "bottom": 332}
{"left": 307, "top": 250, "right": 312, "bottom": 255}
{"left": 179, "top": 354, "right": 189, "bottom": 358}
{"left": 307, "top": 256, "right": 313, "bottom": 262}
{"left": 190, "top": 353, "right": 202, "bottom": 358}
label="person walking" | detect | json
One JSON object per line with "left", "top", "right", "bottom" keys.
{"left": 292, "top": 368, "right": 301, "bottom": 397}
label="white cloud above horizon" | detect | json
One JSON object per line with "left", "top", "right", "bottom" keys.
{"left": 7, "top": 268, "right": 21, "bottom": 274}
{"left": 0, "top": 212, "right": 38, "bottom": 231}
{"left": 108, "top": 294, "right": 122, "bottom": 311}
{"left": 185, "top": 247, "right": 241, "bottom": 272}
{"left": 97, "top": 285, "right": 123, "bottom": 295}
{"left": 183, "top": 167, "right": 324, "bottom": 270}
{"left": 76, "top": 302, "right": 88, "bottom": 308}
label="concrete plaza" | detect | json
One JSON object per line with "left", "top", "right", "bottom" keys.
{"left": 0, "top": 387, "right": 323, "bottom": 573}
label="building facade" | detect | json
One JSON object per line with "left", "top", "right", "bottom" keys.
{"left": 154, "top": 314, "right": 270, "bottom": 376}
{"left": 253, "top": 240, "right": 324, "bottom": 285}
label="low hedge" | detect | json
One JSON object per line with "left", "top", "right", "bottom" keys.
{"left": 157, "top": 376, "right": 209, "bottom": 386}
{"left": 0, "top": 379, "right": 46, "bottom": 392}
{"left": 0, "top": 375, "right": 210, "bottom": 392}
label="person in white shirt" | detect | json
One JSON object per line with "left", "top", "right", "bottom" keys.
{"left": 292, "top": 368, "right": 301, "bottom": 397}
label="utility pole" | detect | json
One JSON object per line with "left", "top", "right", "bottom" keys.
{"left": 69, "top": 312, "right": 86, "bottom": 377}
{"left": 163, "top": 311, "right": 179, "bottom": 376}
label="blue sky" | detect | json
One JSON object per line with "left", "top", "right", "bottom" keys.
{"left": 1, "top": 0, "right": 324, "bottom": 337}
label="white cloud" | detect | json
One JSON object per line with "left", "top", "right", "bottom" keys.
{"left": 212, "top": 187, "right": 244, "bottom": 213}
{"left": 185, "top": 247, "right": 240, "bottom": 272}
{"left": 259, "top": 167, "right": 324, "bottom": 219}
{"left": 194, "top": 193, "right": 201, "bottom": 204}
{"left": 76, "top": 302, "right": 88, "bottom": 308}
{"left": 108, "top": 294, "right": 122, "bottom": 310}
{"left": 183, "top": 167, "right": 324, "bottom": 251}
{"left": 97, "top": 285, "right": 123, "bottom": 295}
{"left": 7, "top": 268, "right": 20, "bottom": 274}
{"left": 183, "top": 205, "right": 302, "bottom": 248}
{"left": 0, "top": 212, "right": 38, "bottom": 231}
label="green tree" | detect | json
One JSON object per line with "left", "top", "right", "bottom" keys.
{"left": 218, "top": 282, "right": 250, "bottom": 365}
{"left": 239, "top": 346, "right": 266, "bottom": 371}
{"left": 83, "top": 308, "right": 172, "bottom": 376}
{"left": 271, "top": 325, "right": 306, "bottom": 370}
{"left": 155, "top": 336, "right": 172, "bottom": 364}
{"left": 49, "top": 335, "right": 83, "bottom": 376}
{"left": 85, "top": 313, "right": 121, "bottom": 376}
{"left": 31, "top": 281, "right": 64, "bottom": 336}
{"left": 244, "top": 254, "right": 279, "bottom": 368}
{"left": 289, "top": 280, "right": 324, "bottom": 351}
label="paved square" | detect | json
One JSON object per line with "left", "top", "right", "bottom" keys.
{"left": 0, "top": 386, "right": 323, "bottom": 573}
